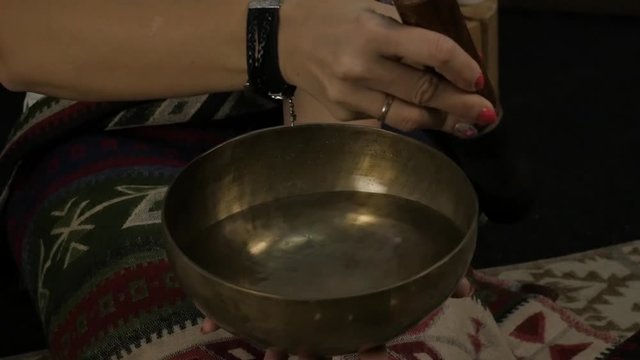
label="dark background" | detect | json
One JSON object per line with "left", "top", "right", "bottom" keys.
{"left": 1, "top": 4, "right": 640, "bottom": 357}
{"left": 475, "top": 6, "right": 640, "bottom": 267}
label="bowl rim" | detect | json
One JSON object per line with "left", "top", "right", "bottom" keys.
{"left": 162, "top": 123, "right": 478, "bottom": 302}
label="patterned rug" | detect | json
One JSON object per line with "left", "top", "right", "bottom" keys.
{"left": 482, "top": 240, "right": 640, "bottom": 339}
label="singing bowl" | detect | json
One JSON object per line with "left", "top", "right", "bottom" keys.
{"left": 163, "top": 124, "right": 477, "bottom": 355}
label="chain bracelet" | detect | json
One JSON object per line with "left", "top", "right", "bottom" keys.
{"left": 286, "top": 97, "right": 297, "bottom": 126}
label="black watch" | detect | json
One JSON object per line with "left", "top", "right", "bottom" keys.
{"left": 246, "top": 0, "right": 296, "bottom": 100}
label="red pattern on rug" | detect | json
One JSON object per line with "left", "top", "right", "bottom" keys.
{"left": 510, "top": 311, "right": 546, "bottom": 344}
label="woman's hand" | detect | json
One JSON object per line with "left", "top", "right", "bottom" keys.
{"left": 279, "top": 0, "right": 497, "bottom": 137}
{"left": 199, "top": 277, "right": 473, "bottom": 359}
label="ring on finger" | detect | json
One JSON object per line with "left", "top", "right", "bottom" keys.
{"left": 377, "top": 94, "right": 395, "bottom": 124}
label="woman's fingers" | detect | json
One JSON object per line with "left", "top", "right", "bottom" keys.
{"left": 452, "top": 277, "right": 474, "bottom": 298}
{"left": 195, "top": 302, "right": 219, "bottom": 335}
{"left": 320, "top": 87, "right": 492, "bottom": 138}
{"left": 320, "top": 86, "right": 445, "bottom": 132}
{"left": 377, "top": 20, "right": 483, "bottom": 93}
{"left": 279, "top": 0, "right": 491, "bottom": 129}
{"left": 197, "top": 319, "right": 305, "bottom": 360}
{"left": 370, "top": 0, "right": 482, "bottom": 92}
{"left": 363, "top": 59, "right": 497, "bottom": 128}
{"left": 200, "top": 317, "right": 218, "bottom": 334}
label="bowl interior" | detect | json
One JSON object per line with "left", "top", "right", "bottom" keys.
{"left": 164, "top": 124, "right": 477, "bottom": 300}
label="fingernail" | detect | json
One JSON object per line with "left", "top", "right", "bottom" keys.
{"left": 477, "top": 108, "right": 497, "bottom": 126}
{"left": 467, "top": 283, "right": 476, "bottom": 297}
{"left": 454, "top": 123, "right": 478, "bottom": 138}
{"left": 461, "top": 279, "right": 473, "bottom": 296}
{"left": 475, "top": 74, "right": 485, "bottom": 91}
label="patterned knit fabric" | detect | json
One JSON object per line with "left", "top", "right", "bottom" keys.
{"left": 6, "top": 129, "right": 225, "bottom": 359}
{"left": 1, "top": 91, "right": 277, "bottom": 359}
{"left": 0, "top": 90, "right": 277, "bottom": 214}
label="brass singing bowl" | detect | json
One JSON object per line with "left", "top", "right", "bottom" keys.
{"left": 163, "top": 124, "right": 477, "bottom": 355}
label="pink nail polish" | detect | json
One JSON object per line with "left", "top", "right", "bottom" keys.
{"left": 454, "top": 123, "right": 478, "bottom": 138}
{"left": 477, "top": 108, "right": 497, "bottom": 126}
{"left": 475, "top": 74, "right": 485, "bottom": 91}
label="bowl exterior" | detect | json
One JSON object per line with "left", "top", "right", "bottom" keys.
{"left": 163, "top": 124, "right": 478, "bottom": 355}
{"left": 165, "top": 214, "right": 476, "bottom": 355}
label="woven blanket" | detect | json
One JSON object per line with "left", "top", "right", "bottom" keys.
{"left": 1, "top": 97, "right": 638, "bottom": 359}
{"left": 483, "top": 241, "right": 640, "bottom": 339}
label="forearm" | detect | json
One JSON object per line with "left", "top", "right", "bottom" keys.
{"left": 0, "top": 0, "right": 249, "bottom": 100}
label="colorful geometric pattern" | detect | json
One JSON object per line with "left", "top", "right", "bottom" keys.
{"left": 0, "top": 89, "right": 278, "bottom": 217}
{"left": 500, "top": 296, "right": 617, "bottom": 359}
{"left": 483, "top": 241, "right": 640, "bottom": 339}
{"left": 117, "top": 291, "right": 621, "bottom": 360}
{"left": 4, "top": 129, "right": 221, "bottom": 360}
{"left": 0, "top": 89, "right": 279, "bottom": 360}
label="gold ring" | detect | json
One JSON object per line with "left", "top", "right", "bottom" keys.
{"left": 377, "top": 95, "right": 395, "bottom": 123}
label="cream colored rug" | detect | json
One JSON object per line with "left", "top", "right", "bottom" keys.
{"left": 481, "top": 240, "right": 640, "bottom": 339}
